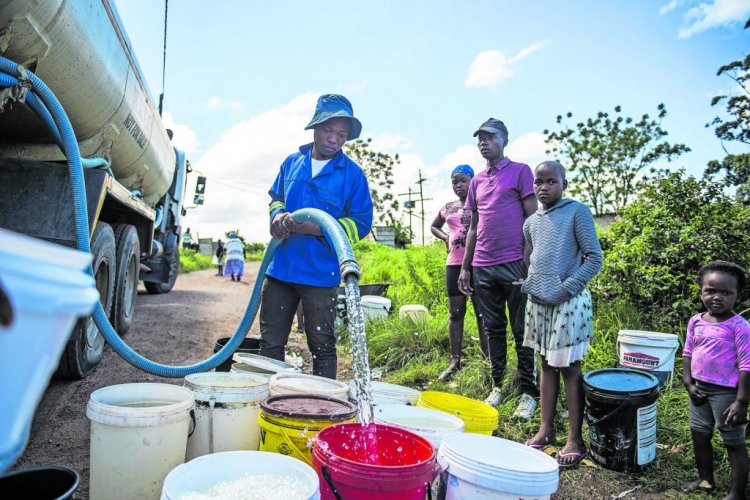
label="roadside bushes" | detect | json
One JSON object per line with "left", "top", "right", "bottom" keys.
{"left": 593, "top": 170, "right": 750, "bottom": 333}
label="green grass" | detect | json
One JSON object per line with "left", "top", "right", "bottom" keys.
{"left": 179, "top": 249, "right": 212, "bottom": 273}
{"left": 340, "top": 241, "right": 742, "bottom": 496}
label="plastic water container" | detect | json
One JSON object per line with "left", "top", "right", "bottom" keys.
{"left": 87, "top": 383, "right": 195, "bottom": 499}
{"left": 231, "top": 362, "right": 276, "bottom": 378}
{"left": 258, "top": 394, "right": 357, "bottom": 466}
{"left": 0, "top": 228, "right": 99, "bottom": 472}
{"left": 374, "top": 404, "right": 465, "bottom": 449}
{"left": 584, "top": 368, "right": 660, "bottom": 471}
{"left": 437, "top": 433, "right": 559, "bottom": 499}
{"left": 617, "top": 330, "right": 679, "bottom": 389}
{"left": 213, "top": 336, "right": 261, "bottom": 372}
{"left": 348, "top": 380, "right": 421, "bottom": 406}
{"left": 399, "top": 304, "right": 429, "bottom": 321}
{"left": 161, "top": 450, "right": 320, "bottom": 500}
{"left": 417, "top": 391, "right": 499, "bottom": 435}
{"left": 361, "top": 295, "right": 391, "bottom": 322}
{"left": 184, "top": 372, "right": 269, "bottom": 460}
{"left": 269, "top": 372, "right": 349, "bottom": 399}
{"left": 314, "top": 423, "right": 439, "bottom": 500}
{"left": 0, "top": 466, "right": 80, "bottom": 499}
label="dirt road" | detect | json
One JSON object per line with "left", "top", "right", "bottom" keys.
{"left": 13, "top": 265, "right": 274, "bottom": 497}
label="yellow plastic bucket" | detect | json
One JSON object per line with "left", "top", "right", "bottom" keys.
{"left": 417, "top": 391, "right": 498, "bottom": 435}
{"left": 258, "top": 394, "right": 356, "bottom": 465}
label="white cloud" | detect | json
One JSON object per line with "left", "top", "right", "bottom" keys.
{"left": 182, "top": 93, "right": 319, "bottom": 242}
{"left": 161, "top": 112, "right": 199, "bottom": 154}
{"left": 505, "top": 132, "right": 549, "bottom": 170}
{"left": 465, "top": 42, "right": 544, "bottom": 88}
{"left": 205, "top": 96, "right": 222, "bottom": 109}
{"left": 662, "top": 0, "right": 750, "bottom": 38}
{"left": 229, "top": 101, "right": 244, "bottom": 111}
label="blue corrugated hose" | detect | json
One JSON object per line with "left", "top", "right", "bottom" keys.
{"left": 0, "top": 56, "right": 359, "bottom": 377}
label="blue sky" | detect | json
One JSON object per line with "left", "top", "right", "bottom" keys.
{"left": 114, "top": 0, "right": 750, "bottom": 243}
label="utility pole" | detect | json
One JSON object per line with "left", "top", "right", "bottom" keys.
{"left": 398, "top": 171, "right": 432, "bottom": 245}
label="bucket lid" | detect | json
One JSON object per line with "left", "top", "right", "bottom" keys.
{"left": 270, "top": 373, "right": 348, "bottom": 395}
{"left": 261, "top": 394, "right": 357, "bottom": 421}
{"left": 184, "top": 372, "right": 268, "bottom": 402}
{"left": 438, "top": 434, "right": 558, "bottom": 495}
{"left": 583, "top": 368, "right": 659, "bottom": 398}
{"left": 233, "top": 352, "right": 301, "bottom": 374}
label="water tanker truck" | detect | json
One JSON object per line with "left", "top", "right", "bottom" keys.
{"left": 0, "top": 0, "right": 195, "bottom": 378}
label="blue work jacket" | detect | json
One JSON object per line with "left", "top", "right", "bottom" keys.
{"left": 267, "top": 143, "right": 373, "bottom": 287}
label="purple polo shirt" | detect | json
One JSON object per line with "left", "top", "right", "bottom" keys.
{"left": 464, "top": 157, "right": 534, "bottom": 267}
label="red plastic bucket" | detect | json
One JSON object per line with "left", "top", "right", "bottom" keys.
{"left": 313, "top": 422, "right": 439, "bottom": 500}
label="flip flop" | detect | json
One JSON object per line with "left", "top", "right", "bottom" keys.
{"left": 556, "top": 448, "right": 588, "bottom": 469}
{"left": 524, "top": 437, "right": 557, "bottom": 452}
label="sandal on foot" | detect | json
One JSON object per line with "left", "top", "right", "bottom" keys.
{"left": 556, "top": 448, "right": 588, "bottom": 469}
{"left": 524, "top": 436, "right": 557, "bottom": 451}
{"left": 680, "top": 479, "right": 714, "bottom": 493}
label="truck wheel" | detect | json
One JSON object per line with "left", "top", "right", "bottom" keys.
{"left": 55, "top": 222, "right": 115, "bottom": 379}
{"left": 111, "top": 224, "right": 140, "bottom": 335}
{"left": 144, "top": 249, "right": 180, "bottom": 294}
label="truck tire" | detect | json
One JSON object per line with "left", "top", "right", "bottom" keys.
{"left": 111, "top": 223, "right": 140, "bottom": 335}
{"left": 144, "top": 249, "right": 180, "bottom": 294}
{"left": 55, "top": 222, "right": 115, "bottom": 379}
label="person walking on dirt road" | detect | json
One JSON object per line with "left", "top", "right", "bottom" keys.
{"left": 457, "top": 118, "right": 539, "bottom": 418}
{"left": 260, "top": 94, "right": 373, "bottom": 379}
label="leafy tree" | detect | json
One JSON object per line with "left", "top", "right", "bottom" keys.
{"left": 593, "top": 170, "right": 750, "bottom": 332}
{"left": 705, "top": 18, "right": 750, "bottom": 201}
{"left": 545, "top": 105, "right": 690, "bottom": 215}
{"left": 345, "top": 138, "right": 412, "bottom": 246}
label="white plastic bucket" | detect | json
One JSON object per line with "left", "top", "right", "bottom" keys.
{"left": 0, "top": 228, "right": 99, "bottom": 472}
{"left": 399, "top": 304, "right": 429, "bottom": 321}
{"left": 87, "top": 383, "right": 195, "bottom": 500}
{"left": 348, "top": 380, "right": 420, "bottom": 406}
{"left": 184, "top": 372, "right": 269, "bottom": 460}
{"left": 161, "top": 450, "right": 320, "bottom": 500}
{"left": 269, "top": 372, "right": 349, "bottom": 399}
{"left": 374, "top": 404, "right": 464, "bottom": 449}
{"left": 617, "top": 330, "right": 679, "bottom": 389}
{"left": 361, "top": 295, "right": 391, "bottom": 322}
{"left": 233, "top": 352, "right": 302, "bottom": 376}
{"left": 231, "top": 362, "right": 275, "bottom": 378}
{"left": 437, "top": 433, "right": 559, "bottom": 499}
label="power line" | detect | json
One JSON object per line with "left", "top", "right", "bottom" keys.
{"left": 398, "top": 169, "right": 432, "bottom": 245}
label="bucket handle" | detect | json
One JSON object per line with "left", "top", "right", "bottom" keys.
{"left": 277, "top": 424, "right": 313, "bottom": 465}
{"left": 321, "top": 465, "right": 343, "bottom": 500}
{"left": 585, "top": 401, "right": 627, "bottom": 426}
{"left": 616, "top": 340, "right": 679, "bottom": 371}
{"left": 187, "top": 409, "right": 196, "bottom": 438}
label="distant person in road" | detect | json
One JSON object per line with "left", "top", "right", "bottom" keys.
{"left": 182, "top": 227, "right": 194, "bottom": 250}
{"left": 682, "top": 261, "right": 750, "bottom": 498}
{"left": 458, "top": 118, "right": 539, "bottom": 418}
{"left": 214, "top": 239, "right": 225, "bottom": 276}
{"left": 431, "top": 164, "right": 486, "bottom": 381}
{"left": 521, "top": 161, "right": 602, "bottom": 469}
{"left": 223, "top": 232, "right": 245, "bottom": 282}
{"left": 260, "top": 94, "right": 373, "bottom": 379}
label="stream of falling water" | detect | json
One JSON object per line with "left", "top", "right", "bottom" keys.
{"left": 343, "top": 274, "right": 374, "bottom": 425}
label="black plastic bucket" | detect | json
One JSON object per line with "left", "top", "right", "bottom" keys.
{"left": 213, "top": 337, "right": 261, "bottom": 372}
{"left": 0, "top": 466, "right": 79, "bottom": 499}
{"left": 583, "top": 368, "right": 659, "bottom": 472}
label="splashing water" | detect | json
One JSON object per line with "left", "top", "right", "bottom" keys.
{"left": 344, "top": 274, "right": 374, "bottom": 425}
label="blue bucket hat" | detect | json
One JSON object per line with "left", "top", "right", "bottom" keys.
{"left": 305, "top": 94, "right": 362, "bottom": 140}
{"left": 228, "top": 231, "right": 237, "bottom": 238}
{"left": 451, "top": 164, "right": 474, "bottom": 179}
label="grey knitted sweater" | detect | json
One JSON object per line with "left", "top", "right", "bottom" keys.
{"left": 521, "top": 199, "right": 603, "bottom": 305}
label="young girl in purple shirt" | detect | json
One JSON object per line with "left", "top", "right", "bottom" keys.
{"left": 682, "top": 261, "right": 750, "bottom": 499}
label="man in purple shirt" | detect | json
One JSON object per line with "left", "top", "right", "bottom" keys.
{"left": 458, "top": 118, "right": 539, "bottom": 418}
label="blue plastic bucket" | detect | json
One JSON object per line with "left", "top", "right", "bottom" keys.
{"left": 0, "top": 229, "right": 98, "bottom": 473}
{"left": 583, "top": 368, "right": 660, "bottom": 472}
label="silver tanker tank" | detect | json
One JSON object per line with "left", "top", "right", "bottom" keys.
{"left": 0, "top": 0, "right": 174, "bottom": 205}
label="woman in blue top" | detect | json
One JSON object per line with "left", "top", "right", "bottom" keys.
{"left": 260, "top": 94, "right": 373, "bottom": 379}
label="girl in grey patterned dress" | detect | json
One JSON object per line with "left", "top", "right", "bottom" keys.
{"left": 521, "top": 161, "right": 602, "bottom": 469}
